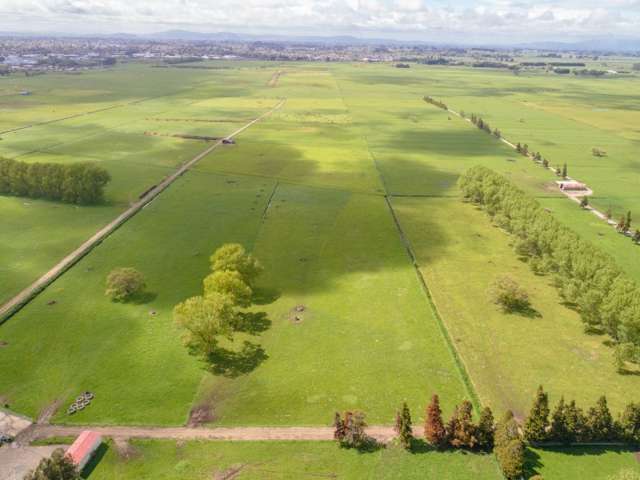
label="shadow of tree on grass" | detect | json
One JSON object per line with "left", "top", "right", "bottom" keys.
{"left": 233, "top": 311, "right": 272, "bottom": 335}
{"left": 207, "top": 341, "right": 268, "bottom": 378}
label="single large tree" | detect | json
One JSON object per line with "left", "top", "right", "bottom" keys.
{"left": 425, "top": 394, "right": 447, "bottom": 447}
{"left": 210, "top": 243, "right": 263, "bottom": 287}
{"left": 173, "top": 293, "right": 237, "bottom": 359}
{"left": 524, "top": 385, "right": 550, "bottom": 443}
{"left": 105, "top": 267, "right": 146, "bottom": 302}
{"left": 395, "top": 402, "right": 413, "bottom": 449}
{"left": 490, "top": 275, "right": 530, "bottom": 313}
{"left": 24, "top": 448, "right": 80, "bottom": 480}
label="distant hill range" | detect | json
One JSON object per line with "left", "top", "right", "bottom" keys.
{"left": 1, "top": 29, "right": 639, "bottom": 53}
{"left": 517, "top": 38, "right": 640, "bottom": 53}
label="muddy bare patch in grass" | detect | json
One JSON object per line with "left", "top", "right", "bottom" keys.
{"left": 213, "top": 463, "right": 248, "bottom": 480}
{"left": 187, "top": 404, "right": 215, "bottom": 427}
{"left": 114, "top": 438, "right": 142, "bottom": 461}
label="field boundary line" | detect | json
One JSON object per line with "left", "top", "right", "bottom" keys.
{"left": 338, "top": 61, "right": 484, "bottom": 409}
{"left": 361, "top": 131, "right": 483, "bottom": 412}
{"left": 0, "top": 98, "right": 286, "bottom": 323}
{"left": 261, "top": 181, "right": 280, "bottom": 219}
{"left": 383, "top": 195, "right": 483, "bottom": 412}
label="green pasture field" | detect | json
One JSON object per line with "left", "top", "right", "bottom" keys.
{"left": 84, "top": 440, "right": 640, "bottom": 480}
{"left": 86, "top": 439, "right": 502, "bottom": 480}
{"left": 527, "top": 446, "right": 640, "bottom": 480}
{"left": 388, "top": 64, "right": 640, "bottom": 277}
{"left": 1, "top": 61, "right": 640, "bottom": 478}
{"left": 332, "top": 60, "right": 640, "bottom": 281}
{"left": 0, "top": 63, "right": 470, "bottom": 426}
{"left": 393, "top": 197, "right": 639, "bottom": 417}
{"left": 0, "top": 171, "right": 270, "bottom": 424}
{"left": 0, "top": 62, "right": 279, "bottom": 303}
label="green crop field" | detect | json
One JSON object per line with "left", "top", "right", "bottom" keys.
{"left": 1, "top": 61, "right": 639, "bottom": 478}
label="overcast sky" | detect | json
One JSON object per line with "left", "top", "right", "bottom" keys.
{"left": 1, "top": 0, "right": 639, "bottom": 43}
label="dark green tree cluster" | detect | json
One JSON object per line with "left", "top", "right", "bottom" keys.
{"left": 423, "top": 96, "right": 448, "bottom": 110}
{"left": 0, "top": 157, "right": 111, "bottom": 205}
{"left": 524, "top": 386, "right": 640, "bottom": 444}
{"left": 458, "top": 166, "right": 640, "bottom": 368}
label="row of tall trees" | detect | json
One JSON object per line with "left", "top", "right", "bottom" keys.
{"left": 458, "top": 166, "right": 640, "bottom": 369}
{"left": 334, "top": 396, "right": 523, "bottom": 479}
{"left": 524, "top": 386, "right": 640, "bottom": 444}
{"left": 0, "top": 157, "right": 111, "bottom": 205}
{"left": 423, "top": 96, "right": 448, "bottom": 110}
{"left": 469, "top": 113, "right": 501, "bottom": 138}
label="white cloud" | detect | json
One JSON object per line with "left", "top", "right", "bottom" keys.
{"left": 0, "top": 0, "right": 639, "bottom": 41}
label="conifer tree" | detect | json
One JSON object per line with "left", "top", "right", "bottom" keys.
{"left": 447, "top": 400, "right": 477, "bottom": 449}
{"left": 395, "top": 402, "right": 413, "bottom": 449}
{"left": 585, "top": 396, "right": 615, "bottom": 441}
{"left": 333, "top": 412, "right": 346, "bottom": 441}
{"left": 562, "top": 163, "right": 568, "bottom": 178}
{"left": 524, "top": 385, "right": 550, "bottom": 443}
{"left": 620, "top": 402, "right": 640, "bottom": 444}
{"left": 625, "top": 211, "right": 632, "bottom": 232}
{"left": 564, "top": 400, "right": 586, "bottom": 443}
{"left": 476, "top": 406, "right": 495, "bottom": 451}
{"left": 549, "top": 397, "right": 571, "bottom": 444}
{"left": 425, "top": 394, "right": 447, "bottom": 448}
{"left": 617, "top": 215, "right": 627, "bottom": 233}
{"left": 495, "top": 410, "right": 525, "bottom": 480}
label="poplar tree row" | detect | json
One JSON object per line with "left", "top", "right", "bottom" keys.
{"left": 423, "top": 96, "right": 448, "bottom": 110}
{"left": 458, "top": 166, "right": 640, "bottom": 368}
{"left": 469, "top": 113, "right": 501, "bottom": 138}
{"left": 524, "top": 386, "right": 640, "bottom": 445}
{"left": 0, "top": 157, "right": 111, "bottom": 205}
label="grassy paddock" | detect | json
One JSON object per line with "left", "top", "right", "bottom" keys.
{"left": 85, "top": 439, "right": 502, "bottom": 480}
{"left": 393, "top": 197, "right": 638, "bottom": 417}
